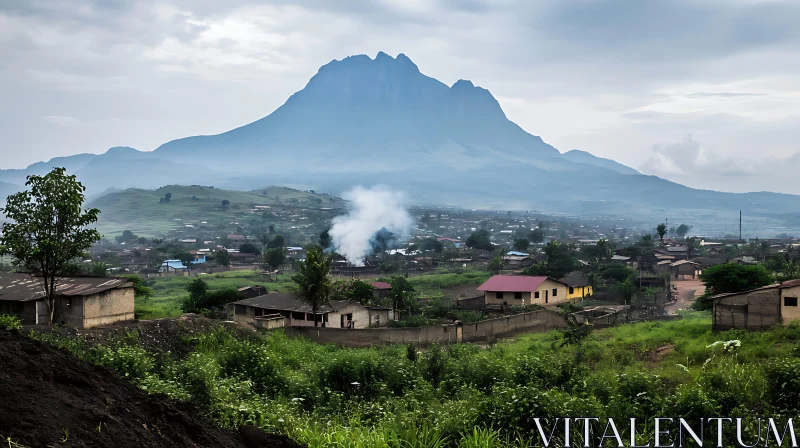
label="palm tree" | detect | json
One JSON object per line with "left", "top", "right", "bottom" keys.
{"left": 656, "top": 223, "right": 667, "bottom": 243}
{"left": 292, "top": 247, "right": 332, "bottom": 327}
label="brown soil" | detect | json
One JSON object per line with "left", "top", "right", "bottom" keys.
{"left": 649, "top": 344, "right": 676, "bottom": 363}
{"left": 0, "top": 329, "right": 302, "bottom": 448}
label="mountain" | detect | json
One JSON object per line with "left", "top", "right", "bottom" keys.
{"left": 0, "top": 181, "right": 21, "bottom": 201}
{"left": 562, "top": 149, "right": 640, "bottom": 175}
{"left": 4, "top": 51, "right": 800, "bottom": 235}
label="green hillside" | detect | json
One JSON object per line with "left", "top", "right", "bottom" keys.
{"left": 88, "top": 185, "right": 345, "bottom": 237}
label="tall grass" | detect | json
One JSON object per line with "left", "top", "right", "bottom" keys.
{"left": 29, "top": 312, "right": 800, "bottom": 446}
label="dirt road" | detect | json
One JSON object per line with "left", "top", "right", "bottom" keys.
{"left": 664, "top": 278, "right": 706, "bottom": 314}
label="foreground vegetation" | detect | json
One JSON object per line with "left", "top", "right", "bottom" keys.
{"left": 26, "top": 312, "right": 800, "bottom": 447}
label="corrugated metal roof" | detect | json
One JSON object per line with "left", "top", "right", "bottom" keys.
{"left": 369, "top": 282, "right": 391, "bottom": 290}
{"left": 0, "top": 273, "right": 132, "bottom": 302}
{"left": 231, "top": 293, "right": 366, "bottom": 314}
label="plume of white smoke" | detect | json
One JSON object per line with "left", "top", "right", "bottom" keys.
{"left": 330, "top": 186, "right": 412, "bottom": 266}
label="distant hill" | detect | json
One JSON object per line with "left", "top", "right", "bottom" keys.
{"left": 4, "top": 52, "right": 800, "bottom": 235}
{"left": 87, "top": 185, "right": 345, "bottom": 237}
{"left": 0, "top": 181, "right": 21, "bottom": 201}
{"left": 562, "top": 149, "right": 640, "bottom": 175}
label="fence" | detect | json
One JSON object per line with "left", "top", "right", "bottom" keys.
{"left": 283, "top": 308, "right": 568, "bottom": 347}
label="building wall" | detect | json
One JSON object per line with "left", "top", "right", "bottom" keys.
{"left": 81, "top": 287, "right": 135, "bottom": 328}
{"left": 53, "top": 296, "right": 85, "bottom": 328}
{"left": 328, "top": 302, "right": 372, "bottom": 329}
{"left": 283, "top": 309, "right": 567, "bottom": 347}
{"left": 713, "top": 288, "right": 781, "bottom": 331}
{"left": 780, "top": 285, "right": 800, "bottom": 325}
{"left": 566, "top": 285, "right": 593, "bottom": 301}
{"left": 483, "top": 279, "right": 569, "bottom": 306}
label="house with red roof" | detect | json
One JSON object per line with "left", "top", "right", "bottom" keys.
{"left": 477, "top": 275, "right": 571, "bottom": 306}
{"left": 369, "top": 281, "right": 392, "bottom": 299}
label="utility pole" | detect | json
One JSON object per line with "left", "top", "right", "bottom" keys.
{"left": 739, "top": 210, "right": 742, "bottom": 242}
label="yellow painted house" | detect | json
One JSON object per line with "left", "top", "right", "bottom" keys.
{"left": 560, "top": 271, "right": 593, "bottom": 301}
{"left": 477, "top": 275, "right": 571, "bottom": 306}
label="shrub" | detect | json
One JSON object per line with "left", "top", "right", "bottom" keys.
{"left": 0, "top": 314, "right": 22, "bottom": 331}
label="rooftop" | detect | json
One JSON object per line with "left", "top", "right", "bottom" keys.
{"left": 478, "top": 275, "right": 555, "bottom": 292}
{"left": 0, "top": 273, "right": 132, "bottom": 302}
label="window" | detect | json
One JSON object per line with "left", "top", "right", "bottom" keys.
{"left": 514, "top": 292, "right": 522, "bottom": 300}
{"left": 569, "top": 287, "right": 574, "bottom": 294}
{"left": 496, "top": 292, "right": 503, "bottom": 299}
{"left": 785, "top": 297, "right": 798, "bottom": 307}
{"left": 254, "top": 308, "right": 263, "bottom": 317}
{"left": 534, "top": 291, "right": 540, "bottom": 299}
{"left": 552, "top": 289, "right": 558, "bottom": 297}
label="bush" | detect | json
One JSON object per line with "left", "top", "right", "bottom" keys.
{"left": 0, "top": 314, "right": 22, "bottom": 331}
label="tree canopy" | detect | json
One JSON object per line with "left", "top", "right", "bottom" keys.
{"left": 676, "top": 224, "right": 692, "bottom": 238}
{"left": 0, "top": 167, "right": 101, "bottom": 324}
{"left": 700, "top": 263, "right": 774, "bottom": 297}
{"left": 466, "top": 229, "right": 493, "bottom": 251}
{"left": 292, "top": 247, "right": 332, "bottom": 326}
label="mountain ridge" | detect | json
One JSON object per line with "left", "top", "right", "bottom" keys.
{"left": 2, "top": 51, "right": 800, "bottom": 235}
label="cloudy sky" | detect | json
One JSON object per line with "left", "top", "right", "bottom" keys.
{"left": 2, "top": 0, "right": 799, "bottom": 193}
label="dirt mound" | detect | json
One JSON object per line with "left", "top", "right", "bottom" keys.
{"left": 0, "top": 330, "right": 301, "bottom": 448}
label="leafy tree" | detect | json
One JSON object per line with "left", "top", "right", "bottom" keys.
{"left": 0, "top": 167, "right": 101, "bottom": 324}
{"left": 513, "top": 238, "right": 530, "bottom": 252}
{"left": 601, "top": 264, "right": 635, "bottom": 284}
{"left": 239, "top": 242, "right": 261, "bottom": 255}
{"left": 418, "top": 238, "right": 443, "bottom": 253}
{"left": 676, "top": 224, "right": 691, "bottom": 238}
{"left": 700, "top": 263, "right": 774, "bottom": 297}
{"left": 529, "top": 228, "right": 545, "bottom": 244}
{"left": 387, "top": 275, "right": 416, "bottom": 312}
{"left": 216, "top": 250, "right": 231, "bottom": 268}
{"left": 163, "top": 192, "right": 171, "bottom": 203}
{"left": 331, "top": 279, "right": 375, "bottom": 305}
{"left": 263, "top": 247, "right": 286, "bottom": 270}
{"left": 487, "top": 254, "right": 504, "bottom": 274}
{"left": 88, "top": 261, "right": 109, "bottom": 277}
{"left": 466, "top": 229, "right": 493, "bottom": 251}
{"left": 524, "top": 241, "right": 577, "bottom": 279}
{"left": 656, "top": 223, "right": 667, "bottom": 243}
{"left": 182, "top": 278, "right": 238, "bottom": 315}
{"left": 268, "top": 224, "right": 275, "bottom": 235}
{"left": 292, "top": 247, "right": 332, "bottom": 327}
{"left": 581, "top": 239, "right": 614, "bottom": 265}
{"left": 116, "top": 230, "right": 137, "bottom": 244}
{"left": 267, "top": 234, "right": 285, "bottom": 249}
{"left": 319, "top": 228, "right": 332, "bottom": 249}
{"left": 686, "top": 237, "right": 701, "bottom": 259}
{"left": 221, "top": 199, "right": 230, "bottom": 207}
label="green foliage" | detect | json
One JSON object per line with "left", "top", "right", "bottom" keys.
{"left": 387, "top": 275, "right": 416, "bottom": 311}
{"left": 239, "top": 242, "right": 260, "bottom": 255}
{"left": 656, "top": 223, "right": 667, "bottom": 242}
{"left": 331, "top": 279, "right": 375, "bottom": 305}
{"left": 27, "top": 312, "right": 800, "bottom": 447}
{"left": 263, "top": 247, "right": 286, "bottom": 270}
{"left": 419, "top": 238, "right": 444, "bottom": 253}
{"left": 487, "top": 255, "right": 503, "bottom": 274}
{"left": 512, "top": 239, "right": 529, "bottom": 252}
{"left": 87, "top": 261, "right": 109, "bottom": 277}
{"left": 319, "top": 229, "right": 331, "bottom": 249}
{"left": 120, "top": 274, "right": 153, "bottom": 303}
{"left": 215, "top": 250, "right": 231, "bottom": 268}
{"left": 0, "top": 314, "right": 22, "bottom": 330}
{"left": 522, "top": 241, "right": 577, "bottom": 279}
{"left": 466, "top": 229, "right": 493, "bottom": 251}
{"left": 0, "top": 167, "right": 101, "bottom": 324}
{"left": 292, "top": 247, "right": 332, "bottom": 326}
{"left": 676, "top": 224, "right": 691, "bottom": 238}
{"left": 700, "top": 263, "right": 774, "bottom": 297}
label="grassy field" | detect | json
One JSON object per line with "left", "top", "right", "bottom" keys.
{"left": 30, "top": 312, "right": 800, "bottom": 447}
{"left": 88, "top": 185, "right": 345, "bottom": 237}
{"left": 136, "top": 270, "right": 297, "bottom": 319}
{"left": 138, "top": 269, "right": 492, "bottom": 320}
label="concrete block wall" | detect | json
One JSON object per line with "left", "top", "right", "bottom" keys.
{"left": 283, "top": 309, "right": 567, "bottom": 347}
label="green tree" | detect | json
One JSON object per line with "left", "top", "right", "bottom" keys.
{"left": 525, "top": 241, "right": 577, "bottom": 279}
{"left": 116, "top": 230, "right": 137, "bottom": 244}
{"left": 268, "top": 224, "right": 275, "bottom": 235}
{"left": 292, "top": 247, "right": 332, "bottom": 327}
{"left": 221, "top": 199, "right": 230, "bottom": 208}
{"left": 332, "top": 279, "right": 375, "bottom": 305}
{"left": 88, "top": 261, "right": 109, "bottom": 277}
{"left": 239, "top": 242, "right": 261, "bottom": 255}
{"left": 512, "top": 238, "right": 530, "bottom": 252}
{"left": 216, "top": 250, "right": 231, "bottom": 268}
{"left": 656, "top": 223, "right": 667, "bottom": 243}
{"left": 700, "top": 263, "right": 774, "bottom": 297}
{"left": 0, "top": 167, "right": 101, "bottom": 325}
{"left": 173, "top": 251, "right": 195, "bottom": 273}
{"left": 387, "top": 275, "right": 416, "bottom": 312}
{"left": 686, "top": 237, "right": 701, "bottom": 259}
{"left": 263, "top": 247, "right": 286, "bottom": 270}
{"left": 418, "top": 238, "right": 443, "bottom": 253}
{"left": 529, "top": 228, "right": 545, "bottom": 244}
{"left": 319, "top": 228, "right": 332, "bottom": 249}
{"left": 466, "top": 229, "right": 493, "bottom": 251}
